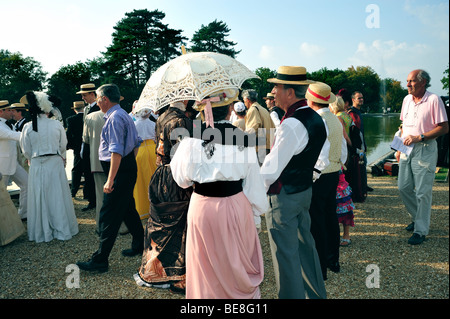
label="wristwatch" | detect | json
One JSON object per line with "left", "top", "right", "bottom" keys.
{"left": 420, "top": 134, "right": 425, "bottom": 142}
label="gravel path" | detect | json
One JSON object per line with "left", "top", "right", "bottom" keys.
{"left": 1, "top": 176, "right": 448, "bottom": 299}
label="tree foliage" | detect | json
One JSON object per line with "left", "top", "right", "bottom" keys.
{"left": 190, "top": 20, "right": 241, "bottom": 58}
{"left": 0, "top": 49, "right": 47, "bottom": 103}
{"left": 441, "top": 64, "right": 449, "bottom": 95}
{"left": 102, "top": 9, "right": 186, "bottom": 110}
{"left": 47, "top": 62, "right": 95, "bottom": 122}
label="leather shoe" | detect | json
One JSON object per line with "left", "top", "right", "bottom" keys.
{"left": 327, "top": 261, "right": 340, "bottom": 273}
{"left": 76, "top": 259, "right": 108, "bottom": 273}
{"left": 122, "top": 248, "right": 143, "bottom": 257}
{"left": 405, "top": 222, "right": 415, "bottom": 232}
{"left": 408, "top": 233, "right": 425, "bottom": 245}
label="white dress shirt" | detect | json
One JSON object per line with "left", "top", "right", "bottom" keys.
{"left": 260, "top": 105, "right": 330, "bottom": 193}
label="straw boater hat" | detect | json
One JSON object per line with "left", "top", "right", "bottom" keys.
{"left": 305, "top": 82, "right": 336, "bottom": 104}
{"left": 0, "top": 100, "right": 11, "bottom": 110}
{"left": 76, "top": 83, "right": 97, "bottom": 94}
{"left": 10, "top": 103, "right": 28, "bottom": 111}
{"left": 263, "top": 93, "right": 275, "bottom": 100}
{"left": 72, "top": 101, "right": 85, "bottom": 109}
{"left": 268, "top": 66, "right": 315, "bottom": 85}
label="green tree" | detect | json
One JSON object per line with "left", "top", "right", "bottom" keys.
{"left": 0, "top": 49, "right": 47, "bottom": 102}
{"left": 345, "top": 66, "right": 381, "bottom": 113}
{"left": 309, "top": 67, "right": 348, "bottom": 94}
{"left": 243, "top": 67, "right": 277, "bottom": 107}
{"left": 190, "top": 20, "right": 241, "bottom": 58}
{"left": 103, "top": 9, "right": 186, "bottom": 110}
{"left": 47, "top": 62, "right": 94, "bottom": 123}
{"left": 380, "top": 78, "right": 408, "bottom": 113}
{"left": 441, "top": 64, "right": 449, "bottom": 95}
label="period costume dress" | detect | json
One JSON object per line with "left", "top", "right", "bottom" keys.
{"left": 133, "top": 114, "right": 157, "bottom": 220}
{"left": 171, "top": 121, "right": 268, "bottom": 299}
{"left": 0, "top": 174, "right": 25, "bottom": 246}
{"left": 134, "top": 103, "right": 193, "bottom": 289}
{"left": 20, "top": 114, "right": 79, "bottom": 243}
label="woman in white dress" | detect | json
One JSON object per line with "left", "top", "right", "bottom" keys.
{"left": 20, "top": 91, "right": 78, "bottom": 243}
{"left": 170, "top": 89, "right": 269, "bottom": 299}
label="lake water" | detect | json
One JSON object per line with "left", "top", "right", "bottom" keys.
{"left": 362, "top": 113, "right": 402, "bottom": 164}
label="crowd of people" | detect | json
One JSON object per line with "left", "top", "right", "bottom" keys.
{"left": 0, "top": 66, "right": 448, "bottom": 299}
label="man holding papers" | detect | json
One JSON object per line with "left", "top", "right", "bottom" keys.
{"left": 396, "top": 69, "right": 448, "bottom": 245}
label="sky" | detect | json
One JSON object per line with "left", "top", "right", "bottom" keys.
{"left": 1, "top": 0, "right": 449, "bottom": 96}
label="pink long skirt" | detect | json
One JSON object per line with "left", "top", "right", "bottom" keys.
{"left": 186, "top": 191, "right": 264, "bottom": 299}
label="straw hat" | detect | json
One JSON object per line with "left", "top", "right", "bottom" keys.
{"left": 267, "top": 66, "right": 315, "bottom": 85}
{"left": 72, "top": 101, "right": 85, "bottom": 109}
{"left": 0, "top": 100, "right": 10, "bottom": 110}
{"left": 193, "top": 88, "right": 240, "bottom": 111}
{"left": 10, "top": 103, "right": 28, "bottom": 111}
{"left": 263, "top": 93, "right": 275, "bottom": 100}
{"left": 305, "top": 82, "right": 336, "bottom": 104}
{"left": 76, "top": 83, "right": 97, "bottom": 94}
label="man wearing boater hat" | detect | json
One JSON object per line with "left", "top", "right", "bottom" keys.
{"left": 10, "top": 103, "right": 30, "bottom": 172}
{"left": 10, "top": 103, "right": 30, "bottom": 132}
{"left": 306, "top": 82, "right": 347, "bottom": 281}
{"left": 264, "top": 92, "right": 285, "bottom": 130}
{"left": 0, "top": 100, "right": 28, "bottom": 220}
{"left": 260, "top": 66, "right": 328, "bottom": 299}
{"left": 76, "top": 84, "right": 98, "bottom": 211}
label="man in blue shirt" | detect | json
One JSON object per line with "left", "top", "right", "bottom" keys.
{"left": 77, "top": 84, "right": 144, "bottom": 272}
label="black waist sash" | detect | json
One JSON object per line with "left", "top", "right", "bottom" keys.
{"left": 194, "top": 180, "right": 243, "bottom": 197}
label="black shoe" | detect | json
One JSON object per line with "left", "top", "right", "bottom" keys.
{"left": 76, "top": 259, "right": 108, "bottom": 273}
{"left": 408, "top": 233, "right": 425, "bottom": 245}
{"left": 122, "top": 248, "right": 143, "bottom": 257}
{"left": 367, "top": 186, "right": 374, "bottom": 192}
{"left": 327, "top": 261, "right": 340, "bottom": 273}
{"left": 405, "top": 222, "right": 415, "bottom": 232}
{"left": 81, "top": 204, "right": 96, "bottom": 212}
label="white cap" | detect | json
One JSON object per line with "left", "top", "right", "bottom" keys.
{"left": 234, "top": 101, "right": 246, "bottom": 113}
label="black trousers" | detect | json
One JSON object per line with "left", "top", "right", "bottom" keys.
{"left": 71, "top": 149, "right": 83, "bottom": 196}
{"left": 91, "top": 152, "right": 144, "bottom": 263}
{"left": 309, "top": 171, "right": 340, "bottom": 280}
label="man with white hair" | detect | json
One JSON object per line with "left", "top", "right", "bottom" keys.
{"left": 396, "top": 69, "right": 448, "bottom": 245}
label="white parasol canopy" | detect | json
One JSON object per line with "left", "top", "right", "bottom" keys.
{"left": 135, "top": 51, "right": 260, "bottom": 112}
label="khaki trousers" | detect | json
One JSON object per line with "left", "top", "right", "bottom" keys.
{"left": 398, "top": 140, "right": 437, "bottom": 236}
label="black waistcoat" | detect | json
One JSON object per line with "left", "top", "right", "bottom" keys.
{"left": 279, "top": 106, "right": 327, "bottom": 194}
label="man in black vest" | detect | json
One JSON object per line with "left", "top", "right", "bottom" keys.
{"left": 261, "top": 66, "right": 328, "bottom": 299}
{"left": 77, "top": 83, "right": 99, "bottom": 211}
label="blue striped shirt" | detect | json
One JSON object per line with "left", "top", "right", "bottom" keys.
{"left": 99, "top": 104, "right": 141, "bottom": 161}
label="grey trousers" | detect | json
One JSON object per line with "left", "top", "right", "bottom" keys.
{"left": 266, "top": 187, "right": 327, "bottom": 299}
{"left": 398, "top": 140, "right": 437, "bottom": 236}
{"left": 93, "top": 172, "right": 107, "bottom": 233}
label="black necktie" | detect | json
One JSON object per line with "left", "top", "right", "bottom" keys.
{"left": 6, "top": 121, "right": 13, "bottom": 130}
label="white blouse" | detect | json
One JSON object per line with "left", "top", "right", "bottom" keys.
{"left": 20, "top": 114, "right": 67, "bottom": 160}
{"left": 170, "top": 136, "right": 269, "bottom": 227}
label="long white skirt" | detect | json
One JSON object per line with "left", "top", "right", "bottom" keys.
{"left": 27, "top": 156, "right": 78, "bottom": 243}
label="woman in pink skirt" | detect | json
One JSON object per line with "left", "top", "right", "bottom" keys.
{"left": 170, "top": 89, "right": 268, "bottom": 299}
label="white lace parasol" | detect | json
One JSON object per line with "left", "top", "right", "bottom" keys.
{"left": 135, "top": 52, "right": 260, "bottom": 112}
